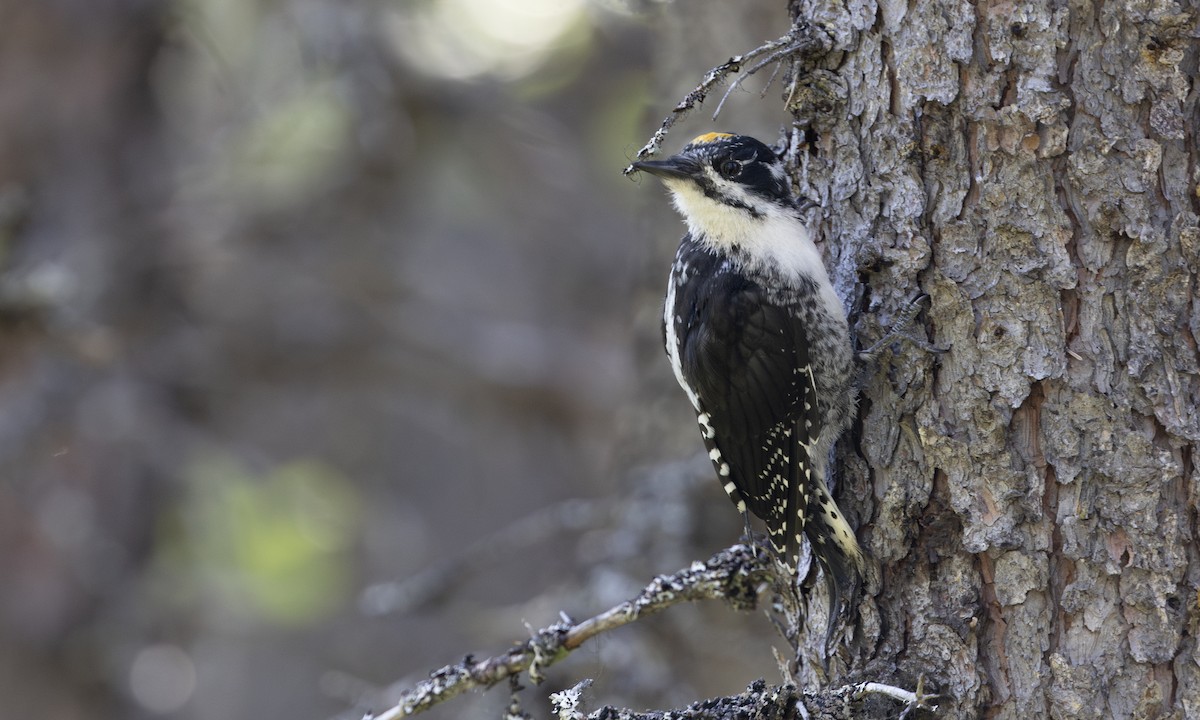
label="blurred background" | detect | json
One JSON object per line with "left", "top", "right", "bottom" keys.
{"left": 0, "top": 0, "right": 808, "bottom": 717}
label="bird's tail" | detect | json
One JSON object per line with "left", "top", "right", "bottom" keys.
{"left": 804, "top": 481, "right": 865, "bottom": 648}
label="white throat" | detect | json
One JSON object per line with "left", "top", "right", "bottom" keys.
{"left": 664, "top": 178, "right": 825, "bottom": 284}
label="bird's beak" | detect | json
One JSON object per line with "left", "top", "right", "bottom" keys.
{"left": 631, "top": 155, "right": 700, "bottom": 181}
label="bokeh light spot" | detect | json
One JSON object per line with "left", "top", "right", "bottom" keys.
{"left": 386, "top": 0, "right": 587, "bottom": 81}
{"left": 129, "top": 644, "right": 197, "bottom": 714}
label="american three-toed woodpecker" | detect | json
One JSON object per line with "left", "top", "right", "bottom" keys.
{"left": 633, "top": 132, "right": 864, "bottom": 610}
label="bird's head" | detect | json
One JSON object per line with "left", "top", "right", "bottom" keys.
{"left": 632, "top": 133, "right": 807, "bottom": 247}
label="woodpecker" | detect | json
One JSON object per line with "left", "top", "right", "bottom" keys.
{"left": 633, "top": 132, "right": 864, "bottom": 616}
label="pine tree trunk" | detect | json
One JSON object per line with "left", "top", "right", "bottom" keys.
{"left": 787, "top": 0, "right": 1199, "bottom": 716}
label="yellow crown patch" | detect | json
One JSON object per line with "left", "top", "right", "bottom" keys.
{"left": 688, "top": 132, "right": 735, "bottom": 145}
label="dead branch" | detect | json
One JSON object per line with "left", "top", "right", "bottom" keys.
{"left": 360, "top": 498, "right": 612, "bottom": 617}
{"left": 365, "top": 544, "right": 776, "bottom": 719}
{"left": 361, "top": 540, "right": 938, "bottom": 719}
{"left": 622, "top": 21, "right": 830, "bottom": 174}
{"left": 542, "top": 676, "right": 938, "bottom": 719}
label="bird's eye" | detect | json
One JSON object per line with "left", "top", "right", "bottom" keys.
{"left": 719, "top": 160, "right": 743, "bottom": 178}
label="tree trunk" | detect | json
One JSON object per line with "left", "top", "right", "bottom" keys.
{"left": 788, "top": 0, "right": 1199, "bottom": 717}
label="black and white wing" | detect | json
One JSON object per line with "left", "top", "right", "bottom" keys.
{"left": 670, "top": 254, "right": 820, "bottom": 566}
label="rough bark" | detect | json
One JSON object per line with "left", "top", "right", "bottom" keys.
{"left": 786, "top": 0, "right": 1200, "bottom": 717}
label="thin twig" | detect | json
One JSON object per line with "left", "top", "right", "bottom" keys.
{"left": 858, "top": 675, "right": 940, "bottom": 719}
{"left": 711, "top": 39, "right": 811, "bottom": 121}
{"left": 360, "top": 498, "right": 610, "bottom": 616}
{"left": 623, "top": 23, "right": 829, "bottom": 174}
{"left": 365, "top": 544, "right": 774, "bottom": 719}
{"left": 760, "top": 57, "right": 784, "bottom": 99}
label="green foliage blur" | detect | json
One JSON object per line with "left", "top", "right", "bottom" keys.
{"left": 156, "top": 455, "right": 359, "bottom": 626}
